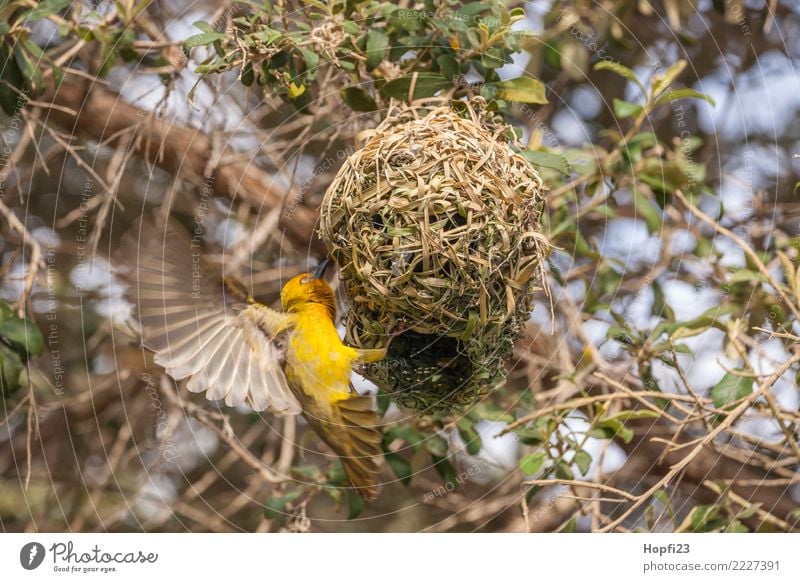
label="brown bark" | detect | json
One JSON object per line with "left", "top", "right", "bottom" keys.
{"left": 39, "top": 76, "right": 323, "bottom": 253}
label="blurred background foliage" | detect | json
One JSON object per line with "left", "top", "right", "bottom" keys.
{"left": 1, "top": 0, "right": 799, "bottom": 532}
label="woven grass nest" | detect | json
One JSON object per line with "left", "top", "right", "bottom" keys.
{"left": 319, "top": 98, "right": 548, "bottom": 414}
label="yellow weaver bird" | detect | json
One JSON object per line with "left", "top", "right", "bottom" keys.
{"left": 120, "top": 219, "right": 387, "bottom": 499}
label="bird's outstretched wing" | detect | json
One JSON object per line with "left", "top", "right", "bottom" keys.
{"left": 118, "top": 217, "right": 300, "bottom": 414}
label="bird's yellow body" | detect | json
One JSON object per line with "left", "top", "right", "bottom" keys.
{"left": 278, "top": 272, "right": 386, "bottom": 499}
{"left": 285, "top": 303, "right": 355, "bottom": 404}
{"left": 121, "top": 219, "right": 386, "bottom": 500}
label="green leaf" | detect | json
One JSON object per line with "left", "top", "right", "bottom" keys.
{"left": 573, "top": 450, "right": 592, "bottom": 475}
{"left": 655, "top": 88, "right": 716, "bottom": 107}
{"left": 194, "top": 61, "right": 228, "bottom": 75}
{"left": 326, "top": 460, "right": 346, "bottom": 485}
{"left": 613, "top": 98, "right": 643, "bottom": 119}
{"left": 388, "top": 9, "right": 424, "bottom": 32}
{"left": 594, "top": 204, "right": 617, "bottom": 218}
{"left": 652, "top": 60, "right": 687, "bottom": 96}
{"left": 519, "top": 451, "right": 545, "bottom": 475}
{"left": 263, "top": 486, "right": 304, "bottom": 520}
{"left": 340, "top": 86, "right": 377, "bottom": 111}
{"left": 554, "top": 460, "right": 574, "bottom": 480}
{"left": 559, "top": 516, "right": 577, "bottom": 532}
{"left": 13, "top": 42, "right": 44, "bottom": 94}
{"left": 0, "top": 45, "right": 24, "bottom": 115}
{"left": 594, "top": 60, "right": 644, "bottom": 92}
{"left": 651, "top": 303, "right": 738, "bottom": 341}
{"left": 728, "top": 269, "right": 768, "bottom": 284}
{"left": 633, "top": 189, "right": 662, "bottom": 233}
{"left": 487, "top": 76, "right": 548, "bottom": 104}
{"left": 300, "top": 0, "right": 329, "bottom": 14}
{"left": 424, "top": 435, "right": 449, "bottom": 458}
{"left": 481, "top": 47, "right": 509, "bottom": 69}
{"left": 432, "top": 454, "right": 458, "bottom": 490}
{"left": 51, "top": 63, "right": 63, "bottom": 88}
{"left": 384, "top": 425, "right": 424, "bottom": 449}
{"left": 726, "top": 520, "right": 749, "bottom": 533}
{"left": 650, "top": 281, "right": 674, "bottom": 322}
{"left": 689, "top": 504, "right": 721, "bottom": 532}
{"left": 385, "top": 452, "right": 412, "bottom": 485}
{"left": 341, "top": 19, "right": 359, "bottom": 34}
{"left": 381, "top": 74, "right": 451, "bottom": 100}
{"left": 521, "top": 150, "right": 570, "bottom": 175}
{"left": 252, "top": 27, "right": 281, "bottom": 45}
{"left": 345, "top": 490, "right": 364, "bottom": 519}
{"left": 736, "top": 502, "right": 762, "bottom": 521}
{"left": 457, "top": 418, "right": 482, "bottom": 455}
{"left": 605, "top": 410, "right": 661, "bottom": 422}
{"left": 588, "top": 418, "right": 634, "bottom": 444}
{"left": 458, "top": 2, "right": 491, "bottom": 16}
{"left": 1, "top": 316, "right": 43, "bottom": 357}
{"left": 473, "top": 402, "right": 514, "bottom": 423}
{"left": 290, "top": 464, "right": 322, "bottom": 482}
{"left": 376, "top": 392, "right": 390, "bottom": 416}
{"left": 365, "top": 29, "right": 388, "bottom": 71}
{"left": 299, "top": 48, "right": 319, "bottom": 75}
{"left": 653, "top": 488, "right": 674, "bottom": 518}
{"left": 182, "top": 31, "right": 226, "bottom": 57}
{"left": 436, "top": 53, "right": 460, "bottom": 80}
{"left": 711, "top": 371, "right": 753, "bottom": 409}
{"left": 465, "top": 28, "right": 481, "bottom": 49}
{"left": 240, "top": 62, "right": 254, "bottom": 86}
{"left": 25, "top": 0, "right": 71, "bottom": 21}
{"left": 191, "top": 21, "right": 216, "bottom": 34}
{"left": 514, "top": 426, "right": 543, "bottom": 445}
{"left": 0, "top": 343, "right": 24, "bottom": 395}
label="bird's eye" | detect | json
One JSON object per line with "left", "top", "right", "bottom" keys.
{"left": 300, "top": 276, "right": 311, "bottom": 284}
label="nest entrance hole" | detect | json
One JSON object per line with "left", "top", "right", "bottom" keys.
{"left": 383, "top": 330, "right": 473, "bottom": 399}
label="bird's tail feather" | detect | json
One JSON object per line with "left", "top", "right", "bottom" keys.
{"left": 302, "top": 394, "right": 383, "bottom": 500}
{"left": 335, "top": 395, "right": 383, "bottom": 500}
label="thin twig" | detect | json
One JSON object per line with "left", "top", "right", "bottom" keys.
{"left": 159, "top": 375, "right": 286, "bottom": 485}
{"left": 523, "top": 478, "right": 638, "bottom": 501}
{"left": 0, "top": 200, "right": 45, "bottom": 314}
{"left": 675, "top": 189, "right": 800, "bottom": 321}
{"left": 598, "top": 351, "right": 800, "bottom": 532}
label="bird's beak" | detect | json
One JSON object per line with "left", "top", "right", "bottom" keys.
{"left": 311, "top": 257, "right": 331, "bottom": 280}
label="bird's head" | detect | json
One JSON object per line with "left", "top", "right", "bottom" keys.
{"left": 281, "top": 258, "right": 336, "bottom": 318}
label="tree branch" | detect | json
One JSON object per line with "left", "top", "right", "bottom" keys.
{"left": 39, "top": 76, "right": 323, "bottom": 253}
